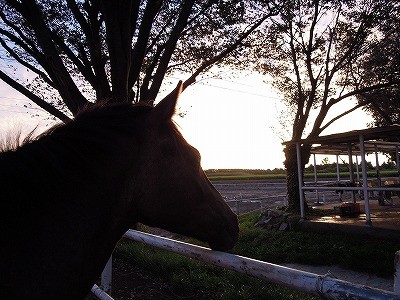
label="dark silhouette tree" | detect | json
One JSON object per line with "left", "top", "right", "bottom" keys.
{"left": 356, "top": 4, "right": 400, "bottom": 127}
{"left": 249, "top": 0, "right": 400, "bottom": 211}
{"left": 0, "top": 0, "right": 281, "bottom": 120}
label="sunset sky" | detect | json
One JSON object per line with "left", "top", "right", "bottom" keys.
{"left": 0, "top": 72, "right": 373, "bottom": 170}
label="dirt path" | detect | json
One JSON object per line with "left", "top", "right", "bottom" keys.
{"left": 282, "top": 263, "right": 394, "bottom": 292}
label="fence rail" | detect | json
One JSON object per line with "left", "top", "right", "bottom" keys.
{"left": 93, "top": 230, "right": 400, "bottom": 300}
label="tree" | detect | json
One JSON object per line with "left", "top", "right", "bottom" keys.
{"left": 250, "top": 0, "right": 400, "bottom": 211}
{"left": 356, "top": 4, "right": 400, "bottom": 127}
{"left": 0, "top": 0, "right": 281, "bottom": 120}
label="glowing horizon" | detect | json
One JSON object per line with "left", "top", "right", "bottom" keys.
{"left": 0, "top": 74, "right": 373, "bottom": 170}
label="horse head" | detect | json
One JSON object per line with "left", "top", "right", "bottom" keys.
{"left": 133, "top": 82, "right": 239, "bottom": 251}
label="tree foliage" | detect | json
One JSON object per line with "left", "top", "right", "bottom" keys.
{"left": 246, "top": 0, "right": 400, "bottom": 211}
{"left": 356, "top": 3, "right": 400, "bottom": 126}
{"left": 0, "top": 0, "right": 281, "bottom": 120}
{"left": 251, "top": 0, "right": 400, "bottom": 141}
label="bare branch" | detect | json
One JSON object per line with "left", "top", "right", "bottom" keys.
{"left": 128, "top": 0, "right": 162, "bottom": 90}
{"left": 183, "top": 11, "right": 276, "bottom": 90}
{"left": 319, "top": 98, "right": 373, "bottom": 133}
{"left": 50, "top": 30, "right": 96, "bottom": 86}
{"left": 0, "top": 36, "right": 55, "bottom": 88}
{"left": 0, "top": 69, "right": 70, "bottom": 122}
{"left": 147, "top": 0, "right": 197, "bottom": 100}
{"left": 7, "top": 0, "right": 88, "bottom": 113}
{"left": 328, "top": 81, "right": 400, "bottom": 107}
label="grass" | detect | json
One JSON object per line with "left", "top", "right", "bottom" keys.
{"left": 115, "top": 212, "right": 400, "bottom": 299}
{"left": 116, "top": 241, "right": 315, "bottom": 300}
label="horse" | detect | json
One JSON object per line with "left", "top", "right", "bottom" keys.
{"left": 0, "top": 82, "right": 239, "bottom": 299}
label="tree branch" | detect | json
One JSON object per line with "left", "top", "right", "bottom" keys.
{"left": 182, "top": 12, "right": 275, "bottom": 90}
{"left": 7, "top": 0, "right": 88, "bottom": 114}
{"left": 0, "top": 69, "right": 70, "bottom": 122}
{"left": 128, "top": 0, "right": 162, "bottom": 90}
{"left": 328, "top": 80, "right": 400, "bottom": 107}
{"left": 312, "top": 80, "right": 400, "bottom": 135}
{"left": 0, "top": 36, "right": 55, "bottom": 88}
{"left": 147, "top": 0, "right": 196, "bottom": 100}
{"left": 99, "top": 0, "right": 138, "bottom": 102}
{"left": 50, "top": 30, "right": 96, "bottom": 86}
{"left": 319, "top": 98, "right": 373, "bottom": 133}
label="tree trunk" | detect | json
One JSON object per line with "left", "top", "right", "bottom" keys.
{"left": 284, "top": 144, "right": 311, "bottom": 213}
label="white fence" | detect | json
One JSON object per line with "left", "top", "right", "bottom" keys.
{"left": 92, "top": 230, "right": 400, "bottom": 300}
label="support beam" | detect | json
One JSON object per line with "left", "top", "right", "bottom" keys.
{"left": 296, "top": 143, "right": 305, "bottom": 219}
{"left": 396, "top": 146, "right": 400, "bottom": 181}
{"left": 348, "top": 144, "right": 356, "bottom": 203}
{"left": 313, "top": 153, "right": 320, "bottom": 204}
{"left": 336, "top": 154, "right": 340, "bottom": 181}
{"left": 359, "top": 134, "right": 372, "bottom": 225}
{"left": 355, "top": 155, "right": 360, "bottom": 181}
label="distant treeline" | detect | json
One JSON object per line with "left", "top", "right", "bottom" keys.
{"left": 205, "top": 168, "right": 286, "bottom": 177}
{"left": 205, "top": 161, "right": 398, "bottom": 177}
{"left": 305, "top": 161, "right": 397, "bottom": 174}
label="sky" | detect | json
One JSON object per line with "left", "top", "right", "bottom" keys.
{"left": 171, "top": 73, "right": 374, "bottom": 169}
{"left": 0, "top": 72, "right": 374, "bottom": 170}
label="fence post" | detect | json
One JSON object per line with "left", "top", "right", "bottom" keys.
{"left": 101, "top": 255, "right": 112, "bottom": 294}
{"left": 395, "top": 250, "right": 400, "bottom": 294}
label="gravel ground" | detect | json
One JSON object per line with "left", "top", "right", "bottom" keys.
{"left": 282, "top": 263, "right": 393, "bottom": 292}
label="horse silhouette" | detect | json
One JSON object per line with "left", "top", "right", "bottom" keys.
{"left": 0, "top": 82, "right": 239, "bottom": 299}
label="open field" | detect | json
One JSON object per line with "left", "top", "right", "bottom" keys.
{"left": 211, "top": 178, "right": 363, "bottom": 214}
{"left": 206, "top": 170, "right": 399, "bottom": 181}
{"left": 212, "top": 179, "right": 287, "bottom": 214}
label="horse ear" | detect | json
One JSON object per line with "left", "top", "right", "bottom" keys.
{"left": 151, "top": 81, "right": 183, "bottom": 122}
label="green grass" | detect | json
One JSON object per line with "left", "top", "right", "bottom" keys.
{"left": 236, "top": 212, "right": 399, "bottom": 277}
{"left": 115, "top": 213, "right": 400, "bottom": 299}
{"left": 116, "top": 240, "right": 315, "bottom": 300}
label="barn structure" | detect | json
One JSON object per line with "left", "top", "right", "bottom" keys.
{"left": 283, "top": 125, "right": 400, "bottom": 225}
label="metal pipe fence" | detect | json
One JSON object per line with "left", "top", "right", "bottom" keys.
{"left": 93, "top": 230, "right": 400, "bottom": 300}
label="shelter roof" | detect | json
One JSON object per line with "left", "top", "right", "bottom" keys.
{"left": 282, "top": 125, "right": 400, "bottom": 155}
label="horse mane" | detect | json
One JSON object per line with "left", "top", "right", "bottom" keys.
{"left": 0, "top": 127, "right": 38, "bottom": 153}
{"left": 0, "top": 102, "right": 153, "bottom": 153}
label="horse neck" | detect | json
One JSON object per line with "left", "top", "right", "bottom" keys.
{"left": 0, "top": 125, "right": 141, "bottom": 298}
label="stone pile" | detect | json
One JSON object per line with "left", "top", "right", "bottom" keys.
{"left": 255, "top": 209, "right": 299, "bottom": 231}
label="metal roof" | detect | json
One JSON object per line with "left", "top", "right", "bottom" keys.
{"left": 282, "top": 125, "right": 400, "bottom": 155}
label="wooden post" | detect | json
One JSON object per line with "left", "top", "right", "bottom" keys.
{"left": 101, "top": 256, "right": 112, "bottom": 294}
{"left": 395, "top": 250, "right": 400, "bottom": 294}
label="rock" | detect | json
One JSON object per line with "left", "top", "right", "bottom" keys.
{"left": 255, "top": 209, "right": 295, "bottom": 231}
{"left": 278, "top": 222, "right": 289, "bottom": 231}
